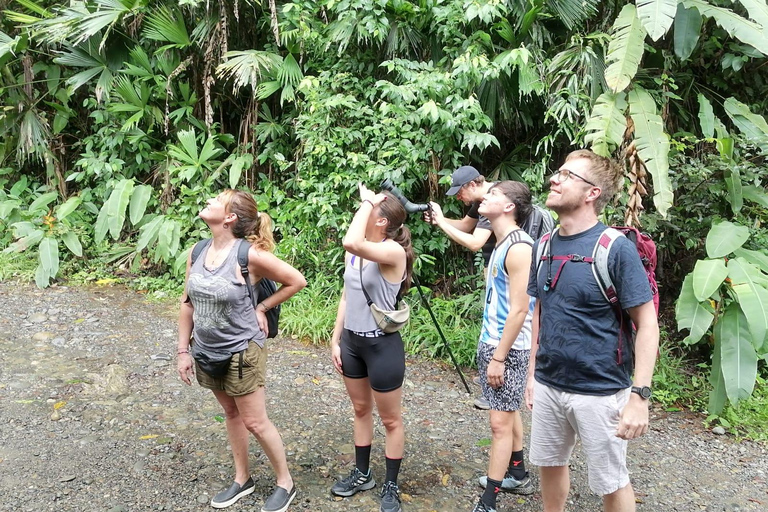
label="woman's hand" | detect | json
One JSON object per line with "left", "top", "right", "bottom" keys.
{"left": 178, "top": 353, "right": 194, "bottom": 385}
{"left": 359, "top": 183, "right": 387, "bottom": 207}
{"left": 255, "top": 306, "right": 269, "bottom": 334}
{"left": 331, "top": 341, "right": 343, "bottom": 374}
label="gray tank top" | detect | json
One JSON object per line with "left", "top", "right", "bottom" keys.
{"left": 343, "top": 255, "right": 403, "bottom": 333}
{"left": 187, "top": 242, "right": 264, "bottom": 352}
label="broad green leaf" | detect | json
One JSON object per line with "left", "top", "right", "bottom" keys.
{"left": 706, "top": 220, "right": 749, "bottom": 258}
{"left": 742, "top": 185, "right": 768, "bottom": 208}
{"left": 35, "top": 263, "right": 50, "bottom": 289}
{"left": 176, "top": 129, "right": 198, "bottom": 162}
{"left": 692, "top": 259, "right": 729, "bottom": 301}
{"left": 737, "top": 0, "right": 768, "bottom": 29}
{"left": 734, "top": 248, "right": 768, "bottom": 273}
{"left": 708, "top": 342, "right": 727, "bottom": 414}
{"left": 716, "top": 306, "right": 758, "bottom": 404}
{"left": 605, "top": 4, "right": 647, "bottom": 92}
{"left": 697, "top": 94, "right": 714, "bottom": 138}
{"left": 29, "top": 191, "right": 59, "bottom": 214}
{"left": 11, "top": 221, "right": 37, "bottom": 237}
{"left": 728, "top": 259, "right": 768, "bottom": 347}
{"left": 38, "top": 237, "right": 59, "bottom": 277}
{"left": 94, "top": 202, "right": 109, "bottom": 244}
{"left": 157, "top": 219, "right": 175, "bottom": 260}
{"left": 584, "top": 92, "right": 628, "bottom": 157}
{"left": 61, "top": 231, "right": 83, "bottom": 257}
{"left": 107, "top": 179, "right": 134, "bottom": 239}
{"left": 676, "top": 274, "right": 714, "bottom": 345}
{"left": 637, "top": 0, "right": 677, "bottom": 41}
{"left": 55, "top": 196, "right": 81, "bottom": 221}
{"left": 674, "top": 4, "right": 703, "bottom": 61}
{"left": 129, "top": 185, "right": 153, "bottom": 226}
{"left": 4, "top": 229, "right": 44, "bottom": 253}
{"left": 680, "top": 0, "right": 768, "bottom": 55}
{"left": 136, "top": 215, "right": 165, "bottom": 251}
{"left": 53, "top": 112, "right": 69, "bottom": 134}
{"left": 229, "top": 157, "right": 245, "bottom": 189}
{"left": 628, "top": 87, "right": 673, "bottom": 217}
{"left": 723, "top": 167, "right": 743, "bottom": 214}
{"left": 723, "top": 97, "right": 768, "bottom": 153}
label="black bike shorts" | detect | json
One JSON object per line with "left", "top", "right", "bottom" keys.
{"left": 340, "top": 329, "right": 405, "bottom": 392}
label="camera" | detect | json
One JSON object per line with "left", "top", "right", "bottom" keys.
{"left": 380, "top": 179, "right": 429, "bottom": 214}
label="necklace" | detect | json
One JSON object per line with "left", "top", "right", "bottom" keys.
{"left": 205, "top": 239, "right": 236, "bottom": 269}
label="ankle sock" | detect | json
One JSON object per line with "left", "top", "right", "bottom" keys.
{"left": 355, "top": 445, "right": 371, "bottom": 475}
{"left": 384, "top": 457, "right": 402, "bottom": 484}
{"left": 481, "top": 477, "right": 502, "bottom": 508}
{"left": 507, "top": 449, "right": 526, "bottom": 480}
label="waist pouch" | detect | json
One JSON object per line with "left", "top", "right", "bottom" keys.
{"left": 192, "top": 343, "right": 243, "bottom": 378}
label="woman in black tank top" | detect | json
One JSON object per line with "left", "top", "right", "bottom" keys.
{"left": 329, "top": 184, "right": 414, "bottom": 512}
{"left": 176, "top": 189, "right": 306, "bottom": 512}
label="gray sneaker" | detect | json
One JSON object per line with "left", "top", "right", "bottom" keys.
{"left": 261, "top": 485, "right": 296, "bottom": 512}
{"left": 211, "top": 477, "right": 255, "bottom": 508}
{"left": 471, "top": 498, "right": 496, "bottom": 512}
{"left": 478, "top": 472, "right": 534, "bottom": 495}
{"left": 473, "top": 396, "right": 491, "bottom": 410}
{"left": 379, "top": 481, "right": 402, "bottom": 512}
{"left": 331, "top": 468, "right": 376, "bottom": 497}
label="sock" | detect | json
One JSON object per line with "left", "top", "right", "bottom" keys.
{"left": 507, "top": 449, "right": 526, "bottom": 480}
{"left": 355, "top": 445, "right": 371, "bottom": 475}
{"left": 481, "top": 477, "right": 502, "bottom": 509}
{"left": 384, "top": 457, "right": 402, "bottom": 485}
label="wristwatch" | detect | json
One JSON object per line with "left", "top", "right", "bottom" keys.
{"left": 631, "top": 386, "right": 652, "bottom": 400}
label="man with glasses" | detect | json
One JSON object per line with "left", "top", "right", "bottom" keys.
{"left": 525, "top": 150, "right": 659, "bottom": 512}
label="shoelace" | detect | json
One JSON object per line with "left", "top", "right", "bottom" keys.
{"left": 381, "top": 482, "right": 400, "bottom": 502}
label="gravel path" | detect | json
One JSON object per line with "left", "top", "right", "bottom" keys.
{"left": 0, "top": 282, "right": 765, "bottom": 512}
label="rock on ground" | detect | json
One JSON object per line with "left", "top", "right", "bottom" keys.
{"left": 0, "top": 282, "right": 766, "bottom": 511}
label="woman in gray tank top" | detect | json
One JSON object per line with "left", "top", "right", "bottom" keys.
{"left": 329, "top": 184, "right": 415, "bottom": 512}
{"left": 176, "top": 190, "right": 306, "bottom": 512}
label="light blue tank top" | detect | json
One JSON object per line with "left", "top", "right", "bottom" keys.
{"left": 187, "top": 242, "right": 264, "bottom": 351}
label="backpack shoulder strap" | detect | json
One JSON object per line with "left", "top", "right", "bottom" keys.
{"left": 190, "top": 238, "right": 212, "bottom": 265}
{"left": 591, "top": 227, "right": 624, "bottom": 306}
{"left": 535, "top": 228, "right": 557, "bottom": 275}
{"left": 237, "top": 239, "right": 256, "bottom": 307}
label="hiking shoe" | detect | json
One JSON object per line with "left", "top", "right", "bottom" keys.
{"left": 473, "top": 396, "right": 491, "bottom": 410}
{"left": 471, "top": 498, "right": 496, "bottom": 512}
{"left": 478, "top": 472, "right": 534, "bottom": 495}
{"left": 261, "top": 485, "right": 296, "bottom": 512}
{"left": 331, "top": 468, "right": 376, "bottom": 497}
{"left": 379, "top": 481, "right": 402, "bottom": 512}
{"left": 211, "top": 477, "right": 255, "bottom": 508}
{"left": 472, "top": 376, "right": 481, "bottom": 386}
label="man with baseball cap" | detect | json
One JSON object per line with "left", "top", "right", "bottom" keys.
{"left": 426, "top": 165, "right": 497, "bottom": 266}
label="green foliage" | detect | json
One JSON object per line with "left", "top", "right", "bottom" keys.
{"left": 708, "top": 374, "right": 768, "bottom": 441}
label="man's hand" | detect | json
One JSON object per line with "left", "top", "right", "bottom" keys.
{"left": 425, "top": 202, "right": 444, "bottom": 226}
{"left": 616, "top": 394, "right": 650, "bottom": 440}
{"left": 524, "top": 374, "right": 535, "bottom": 410}
{"left": 486, "top": 359, "right": 505, "bottom": 389}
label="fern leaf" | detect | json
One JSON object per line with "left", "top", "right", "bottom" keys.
{"left": 636, "top": 0, "right": 677, "bottom": 41}
{"left": 628, "top": 87, "right": 673, "bottom": 217}
{"left": 584, "top": 92, "right": 628, "bottom": 157}
{"left": 604, "top": 4, "right": 647, "bottom": 93}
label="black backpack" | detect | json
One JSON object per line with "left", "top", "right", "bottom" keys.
{"left": 190, "top": 238, "right": 280, "bottom": 338}
{"left": 520, "top": 204, "right": 555, "bottom": 242}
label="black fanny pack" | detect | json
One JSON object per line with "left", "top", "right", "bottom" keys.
{"left": 192, "top": 343, "right": 245, "bottom": 379}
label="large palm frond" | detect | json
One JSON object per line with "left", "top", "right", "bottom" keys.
{"left": 604, "top": 4, "right": 646, "bottom": 93}
{"left": 216, "top": 50, "right": 283, "bottom": 92}
{"left": 636, "top": 0, "right": 677, "bottom": 41}
{"left": 33, "top": 0, "right": 144, "bottom": 48}
{"left": 143, "top": 6, "right": 191, "bottom": 50}
{"left": 547, "top": 0, "right": 600, "bottom": 30}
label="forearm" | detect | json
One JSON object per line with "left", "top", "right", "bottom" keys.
{"left": 342, "top": 201, "right": 374, "bottom": 251}
{"left": 331, "top": 293, "right": 347, "bottom": 344}
{"left": 632, "top": 325, "right": 658, "bottom": 387}
{"left": 494, "top": 309, "right": 526, "bottom": 360}
{"left": 258, "top": 279, "right": 306, "bottom": 312}
{"left": 177, "top": 303, "right": 194, "bottom": 351}
{"left": 436, "top": 220, "right": 487, "bottom": 251}
{"left": 528, "top": 301, "right": 540, "bottom": 375}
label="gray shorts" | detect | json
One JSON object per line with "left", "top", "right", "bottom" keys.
{"left": 476, "top": 343, "right": 530, "bottom": 412}
{"left": 529, "top": 380, "right": 631, "bottom": 495}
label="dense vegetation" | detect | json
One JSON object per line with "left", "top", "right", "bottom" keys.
{"left": 2, "top": 0, "right": 767, "bottom": 432}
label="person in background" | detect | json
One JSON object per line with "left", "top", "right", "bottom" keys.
{"left": 177, "top": 190, "right": 306, "bottom": 512}
{"left": 526, "top": 150, "right": 659, "bottom": 512}
{"left": 330, "top": 184, "right": 415, "bottom": 512}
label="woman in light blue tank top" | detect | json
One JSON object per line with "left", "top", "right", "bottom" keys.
{"left": 176, "top": 190, "right": 306, "bottom": 512}
{"left": 329, "top": 184, "right": 414, "bottom": 512}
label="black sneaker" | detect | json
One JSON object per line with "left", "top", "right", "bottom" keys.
{"left": 330, "top": 468, "right": 376, "bottom": 497}
{"left": 471, "top": 498, "right": 496, "bottom": 512}
{"left": 379, "top": 481, "right": 402, "bottom": 512}
{"left": 261, "top": 485, "right": 296, "bottom": 512}
{"left": 210, "top": 477, "right": 255, "bottom": 508}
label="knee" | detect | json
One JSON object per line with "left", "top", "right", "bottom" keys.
{"left": 489, "top": 416, "right": 514, "bottom": 437}
{"left": 352, "top": 402, "right": 374, "bottom": 419}
{"left": 241, "top": 415, "right": 272, "bottom": 438}
{"left": 221, "top": 405, "right": 240, "bottom": 421}
{"left": 380, "top": 413, "right": 403, "bottom": 433}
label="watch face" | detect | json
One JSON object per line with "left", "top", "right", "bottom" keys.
{"left": 633, "top": 386, "right": 652, "bottom": 399}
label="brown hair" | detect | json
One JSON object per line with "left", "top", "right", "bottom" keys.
{"left": 564, "top": 150, "right": 623, "bottom": 213}
{"left": 376, "top": 191, "right": 415, "bottom": 294}
{"left": 489, "top": 181, "right": 532, "bottom": 224}
{"left": 220, "top": 189, "right": 275, "bottom": 252}
{"left": 470, "top": 175, "right": 486, "bottom": 186}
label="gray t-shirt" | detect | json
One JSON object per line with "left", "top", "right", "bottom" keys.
{"left": 187, "top": 242, "right": 264, "bottom": 352}
{"left": 467, "top": 201, "right": 495, "bottom": 265}
{"left": 527, "top": 222, "right": 652, "bottom": 395}
{"left": 343, "top": 255, "right": 403, "bottom": 333}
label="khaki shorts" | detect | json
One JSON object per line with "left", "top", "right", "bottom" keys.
{"left": 195, "top": 341, "right": 267, "bottom": 396}
{"left": 529, "top": 380, "right": 631, "bottom": 495}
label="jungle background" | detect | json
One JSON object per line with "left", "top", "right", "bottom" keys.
{"left": 2, "top": 0, "right": 767, "bottom": 437}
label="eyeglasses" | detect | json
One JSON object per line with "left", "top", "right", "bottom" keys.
{"left": 553, "top": 168, "right": 598, "bottom": 187}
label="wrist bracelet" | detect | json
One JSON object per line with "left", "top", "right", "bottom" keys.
{"left": 177, "top": 349, "right": 189, "bottom": 355}
{"left": 492, "top": 356, "right": 505, "bottom": 363}
{"left": 361, "top": 199, "right": 374, "bottom": 208}
{"left": 258, "top": 302, "right": 271, "bottom": 312}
